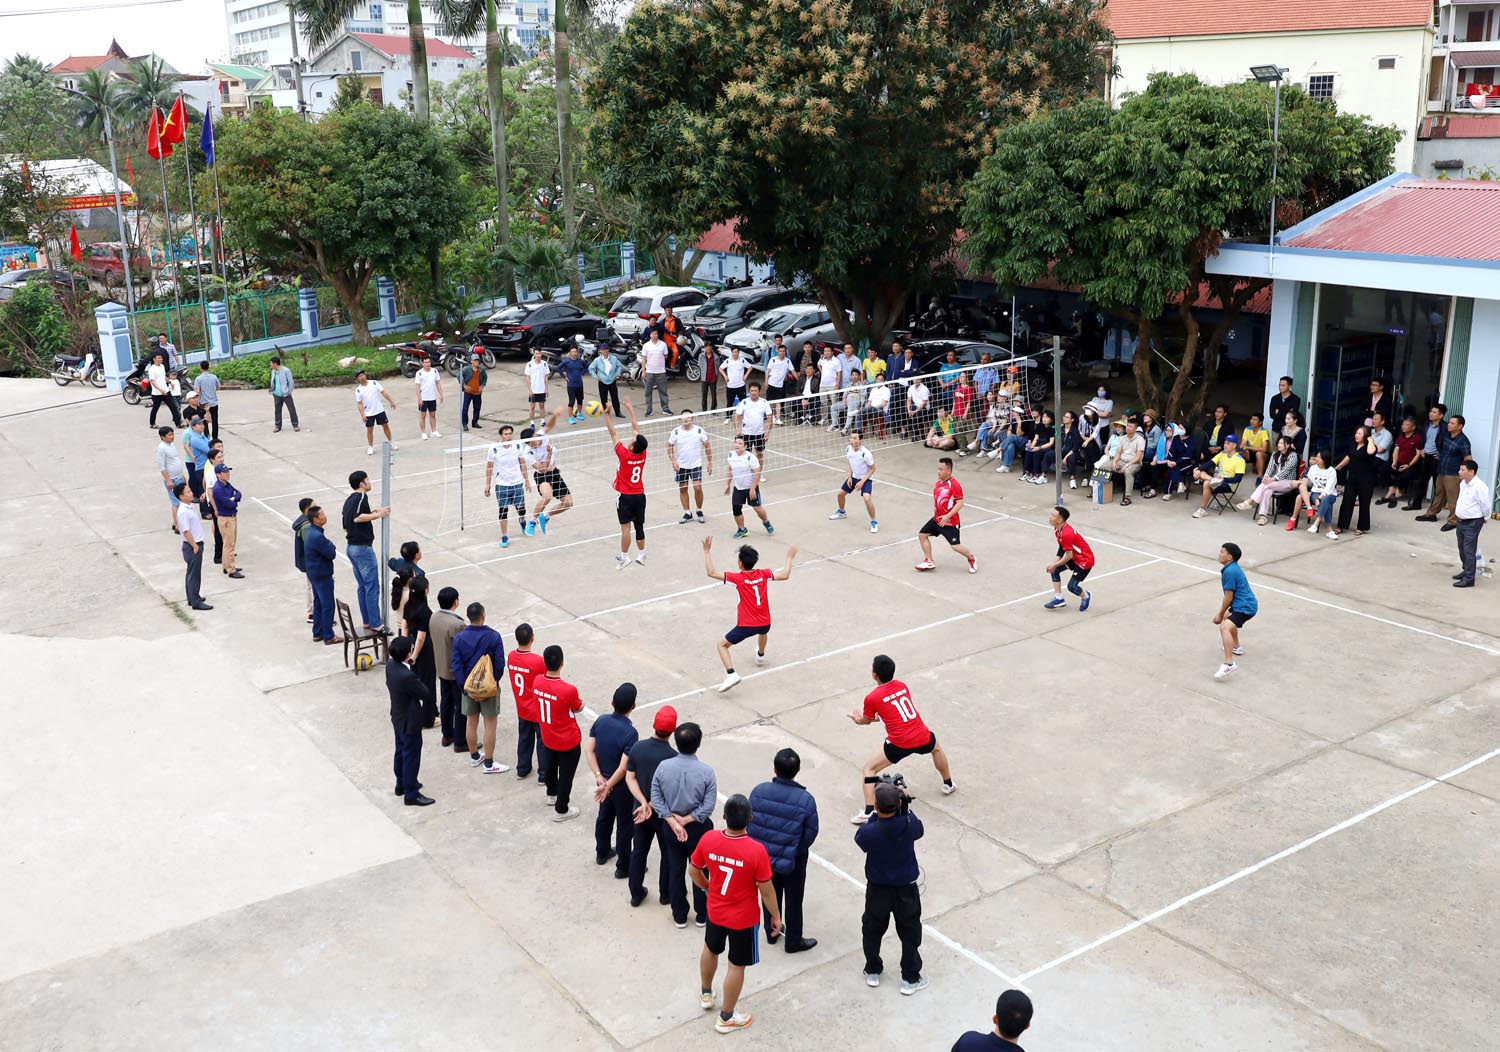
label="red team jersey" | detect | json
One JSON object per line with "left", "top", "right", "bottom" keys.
{"left": 614, "top": 441, "right": 647, "bottom": 495}
{"left": 724, "top": 568, "right": 774, "bottom": 627}
{"left": 506, "top": 648, "right": 547, "bottom": 723}
{"left": 1055, "top": 523, "right": 1095, "bottom": 571}
{"left": 533, "top": 675, "right": 583, "bottom": 750}
{"left": 863, "top": 679, "right": 932, "bottom": 749}
{"left": 690, "top": 829, "right": 773, "bottom": 929}
{"left": 933, "top": 477, "right": 964, "bottom": 526}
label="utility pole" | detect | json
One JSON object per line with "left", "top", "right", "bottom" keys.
{"left": 288, "top": 2, "right": 307, "bottom": 117}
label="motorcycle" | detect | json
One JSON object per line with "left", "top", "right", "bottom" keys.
{"left": 388, "top": 331, "right": 471, "bottom": 378}
{"left": 619, "top": 331, "right": 703, "bottom": 385}
{"left": 51, "top": 349, "right": 106, "bottom": 389}
{"left": 121, "top": 354, "right": 189, "bottom": 406}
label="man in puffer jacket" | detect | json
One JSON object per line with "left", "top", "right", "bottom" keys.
{"left": 748, "top": 747, "right": 820, "bottom": 953}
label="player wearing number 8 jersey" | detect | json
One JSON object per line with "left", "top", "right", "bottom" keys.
{"left": 849, "top": 654, "right": 956, "bottom": 823}
{"left": 703, "top": 537, "right": 796, "bottom": 693}
{"left": 602, "top": 399, "right": 649, "bottom": 569}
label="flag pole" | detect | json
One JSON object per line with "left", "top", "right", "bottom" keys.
{"left": 179, "top": 91, "right": 211, "bottom": 353}
{"left": 154, "top": 109, "right": 187, "bottom": 358}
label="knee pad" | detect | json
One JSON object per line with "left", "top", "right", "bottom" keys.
{"left": 863, "top": 776, "right": 882, "bottom": 785}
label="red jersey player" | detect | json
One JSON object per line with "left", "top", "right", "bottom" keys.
{"left": 1045, "top": 504, "right": 1094, "bottom": 612}
{"left": 534, "top": 643, "right": 585, "bottom": 821}
{"left": 703, "top": 536, "right": 796, "bottom": 693}
{"left": 506, "top": 622, "right": 549, "bottom": 783}
{"left": 848, "top": 653, "right": 955, "bottom": 823}
{"left": 916, "top": 457, "right": 977, "bottom": 573}
{"left": 602, "top": 398, "right": 648, "bottom": 570}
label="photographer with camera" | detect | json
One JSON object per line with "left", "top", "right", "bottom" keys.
{"left": 854, "top": 778, "right": 928, "bottom": 996}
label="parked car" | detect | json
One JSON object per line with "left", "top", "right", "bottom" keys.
{"left": 152, "top": 261, "right": 217, "bottom": 299}
{"left": 722, "top": 301, "right": 834, "bottom": 364}
{"left": 78, "top": 242, "right": 149, "bottom": 288}
{"left": 691, "top": 284, "right": 800, "bottom": 346}
{"left": 605, "top": 284, "right": 708, "bottom": 338}
{"left": 473, "top": 300, "right": 606, "bottom": 355}
{"left": 912, "top": 338, "right": 1051, "bottom": 403}
{"left": 0, "top": 268, "right": 83, "bottom": 302}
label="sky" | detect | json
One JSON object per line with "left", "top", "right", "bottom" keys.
{"left": 2, "top": 0, "right": 231, "bottom": 73}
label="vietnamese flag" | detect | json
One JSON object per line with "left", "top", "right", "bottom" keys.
{"left": 69, "top": 225, "right": 83, "bottom": 262}
{"left": 146, "top": 107, "right": 172, "bottom": 159}
{"left": 163, "top": 95, "right": 187, "bottom": 147}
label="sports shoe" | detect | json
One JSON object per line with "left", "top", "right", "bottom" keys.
{"left": 717, "top": 672, "right": 742, "bottom": 693}
{"left": 850, "top": 809, "right": 872, "bottom": 825}
{"left": 500, "top": 536, "right": 510, "bottom": 548}
{"left": 552, "top": 807, "right": 581, "bottom": 823}
{"left": 864, "top": 973, "right": 881, "bottom": 988}
{"left": 1214, "top": 662, "right": 1237, "bottom": 680}
{"left": 1236, "top": 499, "right": 1254, "bottom": 511}
{"left": 940, "top": 780, "right": 957, "bottom": 795}
{"left": 1069, "top": 479, "right": 1078, "bottom": 489}
{"left": 696, "top": 510, "right": 706, "bottom": 523}
{"left": 1192, "top": 508, "right": 1207, "bottom": 519}
{"left": 616, "top": 553, "right": 630, "bottom": 571}
{"left": 695, "top": 918, "right": 707, "bottom": 928}
{"left": 773, "top": 416, "right": 783, "bottom": 425}
{"left": 546, "top": 795, "right": 557, "bottom": 806}
{"left": 985, "top": 449, "right": 999, "bottom": 460}
{"left": 714, "top": 1012, "right": 753, "bottom": 1034}
{"left": 367, "top": 446, "right": 375, "bottom": 456}
{"left": 681, "top": 513, "right": 695, "bottom": 524}
{"left": 869, "top": 521, "right": 879, "bottom": 533}
{"left": 1020, "top": 473, "right": 1033, "bottom": 482}
{"left": 914, "top": 560, "right": 936, "bottom": 572}
{"left": 754, "top": 653, "right": 766, "bottom": 666}
{"left": 957, "top": 449, "right": 970, "bottom": 458}
{"left": 829, "top": 509, "right": 848, "bottom": 520}
{"left": 483, "top": 759, "right": 511, "bottom": 774}
{"left": 733, "top": 527, "right": 750, "bottom": 539}
{"left": 469, "top": 751, "right": 484, "bottom": 767}
{"left": 675, "top": 918, "right": 688, "bottom": 929}
{"left": 634, "top": 551, "right": 647, "bottom": 565}
{"left": 700, "top": 991, "right": 716, "bottom": 1011}
{"left": 524, "top": 521, "right": 536, "bottom": 537}
{"left": 995, "top": 464, "right": 1009, "bottom": 473}
{"left": 390, "top": 442, "right": 399, "bottom": 452}
{"left": 538, "top": 512, "right": 550, "bottom": 535}
{"left": 1032, "top": 475, "right": 1048, "bottom": 486}
{"left": 1326, "top": 530, "right": 1339, "bottom": 539}
{"left": 764, "top": 522, "right": 775, "bottom": 534}
{"left": 1307, "top": 522, "right": 1319, "bottom": 533}
{"left": 966, "top": 557, "right": 978, "bottom": 574}
{"left": 1044, "top": 596, "right": 1067, "bottom": 609}
{"left": 1080, "top": 591, "right": 1092, "bottom": 612}
{"left": 421, "top": 432, "right": 430, "bottom": 441}
{"left": 900, "top": 976, "right": 930, "bottom": 996}
{"left": 1232, "top": 646, "right": 1244, "bottom": 656}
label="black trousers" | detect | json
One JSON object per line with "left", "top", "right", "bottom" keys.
{"left": 597, "top": 380, "right": 621, "bottom": 416}
{"left": 150, "top": 393, "right": 181, "bottom": 427}
{"left": 1337, "top": 475, "right": 1375, "bottom": 531}
{"left": 204, "top": 404, "right": 220, "bottom": 440}
{"left": 595, "top": 782, "right": 634, "bottom": 867}
{"left": 392, "top": 720, "right": 422, "bottom": 799}
{"left": 764, "top": 853, "right": 809, "bottom": 943}
{"left": 862, "top": 883, "right": 923, "bottom": 982}
{"left": 439, "top": 678, "right": 466, "bottom": 749}
{"left": 701, "top": 380, "right": 718, "bottom": 411}
{"left": 665, "top": 818, "right": 713, "bottom": 924}
{"left": 629, "top": 812, "right": 673, "bottom": 902}
{"left": 543, "top": 743, "right": 581, "bottom": 813}
{"left": 516, "top": 717, "right": 549, "bottom": 779}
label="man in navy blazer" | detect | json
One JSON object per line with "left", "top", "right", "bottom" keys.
{"left": 748, "top": 747, "right": 819, "bottom": 953}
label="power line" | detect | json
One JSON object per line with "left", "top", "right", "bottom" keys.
{"left": 0, "top": 0, "right": 184, "bottom": 17}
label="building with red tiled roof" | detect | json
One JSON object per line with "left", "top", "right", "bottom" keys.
{"left": 47, "top": 39, "right": 181, "bottom": 92}
{"left": 303, "top": 31, "right": 479, "bottom": 115}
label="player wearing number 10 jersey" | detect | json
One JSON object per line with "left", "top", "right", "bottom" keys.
{"left": 848, "top": 654, "right": 956, "bottom": 823}
{"left": 703, "top": 537, "right": 796, "bottom": 694}
{"left": 602, "top": 399, "right": 649, "bottom": 570}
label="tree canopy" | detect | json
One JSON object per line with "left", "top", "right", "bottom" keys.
{"left": 212, "top": 101, "right": 468, "bottom": 342}
{"left": 962, "top": 73, "right": 1398, "bottom": 419}
{"left": 586, "top": 0, "right": 1110, "bottom": 345}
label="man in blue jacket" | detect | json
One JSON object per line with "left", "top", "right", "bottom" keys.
{"left": 854, "top": 782, "right": 927, "bottom": 995}
{"left": 451, "top": 601, "right": 509, "bottom": 774}
{"left": 303, "top": 505, "right": 339, "bottom": 644}
{"left": 747, "top": 748, "right": 819, "bottom": 953}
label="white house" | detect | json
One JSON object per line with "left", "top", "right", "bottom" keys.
{"left": 1104, "top": 0, "right": 1435, "bottom": 172}
{"left": 1414, "top": 0, "right": 1500, "bottom": 175}
{"left": 304, "top": 32, "right": 477, "bottom": 114}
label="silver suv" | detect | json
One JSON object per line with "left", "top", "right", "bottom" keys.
{"left": 606, "top": 285, "right": 708, "bottom": 338}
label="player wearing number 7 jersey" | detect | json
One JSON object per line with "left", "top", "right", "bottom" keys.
{"left": 848, "top": 654, "right": 955, "bottom": 824}
{"left": 602, "top": 399, "right": 649, "bottom": 570}
{"left": 703, "top": 536, "right": 796, "bottom": 693}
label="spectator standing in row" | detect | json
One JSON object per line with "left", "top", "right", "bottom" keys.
{"left": 269, "top": 355, "right": 299, "bottom": 433}
{"left": 291, "top": 497, "right": 314, "bottom": 623}
{"left": 817, "top": 347, "right": 842, "bottom": 425}
{"left": 625, "top": 705, "right": 679, "bottom": 909}
{"left": 722, "top": 346, "right": 751, "bottom": 415}
{"left": 1267, "top": 376, "right": 1300, "bottom": 432}
{"left": 588, "top": 683, "right": 639, "bottom": 871}
{"left": 452, "top": 602, "right": 508, "bottom": 774}
{"left": 183, "top": 415, "right": 211, "bottom": 499}
{"left": 193, "top": 361, "right": 221, "bottom": 440}
{"left": 856, "top": 781, "right": 928, "bottom": 995}
{"left": 1453, "top": 459, "right": 1489, "bottom": 588}
{"left": 303, "top": 505, "right": 338, "bottom": 644}
{"left": 399, "top": 575, "right": 437, "bottom": 727}
{"left": 536, "top": 644, "right": 583, "bottom": 820}
{"left": 1418, "top": 403, "right": 1446, "bottom": 501}
{"left": 386, "top": 635, "right": 434, "bottom": 807}
{"left": 642, "top": 330, "right": 671, "bottom": 417}
{"left": 211, "top": 463, "right": 244, "bottom": 578}
{"left": 1419, "top": 414, "right": 1471, "bottom": 531}
{"left": 342, "top": 471, "right": 389, "bottom": 633}
{"left": 589, "top": 342, "right": 624, "bottom": 417}
{"left": 460, "top": 351, "right": 487, "bottom": 431}
{"left": 766, "top": 344, "right": 796, "bottom": 420}
{"left": 205, "top": 443, "right": 225, "bottom": 564}
{"left": 1332, "top": 426, "right": 1378, "bottom": 537}
{"left": 507, "top": 623, "right": 548, "bottom": 779}
{"left": 652, "top": 721, "right": 717, "bottom": 929}
{"left": 1370, "top": 411, "right": 1394, "bottom": 494}
{"left": 747, "top": 748, "right": 819, "bottom": 953}
{"left": 697, "top": 339, "right": 721, "bottom": 412}
{"left": 952, "top": 990, "right": 1035, "bottom": 1052}
{"left": 524, "top": 347, "right": 551, "bottom": 425}
{"left": 156, "top": 425, "right": 188, "bottom": 532}
{"left": 429, "top": 586, "right": 467, "bottom": 751}
{"left": 560, "top": 342, "right": 589, "bottom": 424}
{"left": 174, "top": 481, "right": 211, "bottom": 611}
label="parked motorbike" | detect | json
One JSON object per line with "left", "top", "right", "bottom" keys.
{"left": 389, "top": 331, "right": 464, "bottom": 378}
{"left": 121, "top": 354, "right": 189, "bottom": 406}
{"left": 619, "top": 331, "right": 703, "bottom": 384}
{"left": 51, "top": 349, "right": 106, "bottom": 389}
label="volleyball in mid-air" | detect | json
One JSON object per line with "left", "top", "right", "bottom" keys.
{"left": 584, "top": 399, "right": 605, "bottom": 418}
{"left": 356, "top": 653, "right": 375, "bottom": 671}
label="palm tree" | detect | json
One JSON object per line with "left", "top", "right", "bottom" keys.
{"left": 3, "top": 53, "right": 50, "bottom": 87}
{"left": 291, "top": 0, "right": 432, "bottom": 121}
{"left": 116, "top": 56, "right": 177, "bottom": 130}
{"left": 72, "top": 68, "right": 120, "bottom": 142}
{"left": 552, "top": 0, "right": 583, "bottom": 303}
{"left": 496, "top": 232, "right": 567, "bottom": 300}
{"left": 433, "top": 0, "right": 520, "bottom": 305}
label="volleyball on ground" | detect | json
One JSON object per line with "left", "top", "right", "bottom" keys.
{"left": 584, "top": 400, "right": 604, "bottom": 417}
{"left": 356, "top": 653, "right": 374, "bottom": 671}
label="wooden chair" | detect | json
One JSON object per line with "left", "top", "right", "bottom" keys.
{"left": 336, "top": 599, "right": 388, "bottom": 674}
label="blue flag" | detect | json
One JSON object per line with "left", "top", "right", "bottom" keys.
{"left": 201, "top": 102, "right": 215, "bottom": 166}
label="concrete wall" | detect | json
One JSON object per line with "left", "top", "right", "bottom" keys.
{"left": 1412, "top": 136, "right": 1500, "bottom": 177}
{"left": 1114, "top": 26, "right": 1432, "bottom": 171}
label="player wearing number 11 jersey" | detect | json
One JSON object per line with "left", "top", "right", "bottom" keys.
{"left": 703, "top": 537, "right": 796, "bottom": 693}
{"left": 535, "top": 644, "right": 585, "bottom": 822}
{"left": 848, "top": 654, "right": 956, "bottom": 823}
{"left": 602, "top": 399, "right": 649, "bottom": 570}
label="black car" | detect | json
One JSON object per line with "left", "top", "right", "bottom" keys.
{"left": 474, "top": 300, "right": 605, "bottom": 355}
{"left": 691, "top": 285, "right": 801, "bottom": 346}
{"left": 912, "top": 338, "right": 1051, "bottom": 404}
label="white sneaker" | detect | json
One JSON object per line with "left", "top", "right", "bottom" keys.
{"left": 864, "top": 972, "right": 880, "bottom": 988}
{"left": 1069, "top": 479, "right": 1077, "bottom": 489}
{"left": 1327, "top": 530, "right": 1339, "bottom": 539}
{"left": 754, "top": 653, "right": 766, "bottom": 666}
{"left": 900, "top": 976, "right": 930, "bottom": 996}
{"left": 421, "top": 432, "right": 430, "bottom": 441}
{"left": 1161, "top": 492, "right": 1174, "bottom": 501}
{"left": 1231, "top": 646, "right": 1244, "bottom": 656}
{"left": 367, "top": 446, "right": 375, "bottom": 455}
{"left": 717, "top": 672, "right": 742, "bottom": 693}
{"left": 985, "top": 449, "right": 999, "bottom": 460}
{"left": 1214, "top": 662, "right": 1237, "bottom": 680}
{"left": 483, "top": 760, "right": 511, "bottom": 774}
{"left": 1307, "top": 522, "right": 1319, "bottom": 533}
{"left": 940, "top": 780, "right": 957, "bottom": 795}
{"left": 616, "top": 553, "right": 630, "bottom": 571}
{"left": 829, "top": 509, "right": 847, "bottom": 520}
{"left": 469, "top": 752, "right": 484, "bottom": 767}
{"left": 869, "top": 521, "right": 879, "bottom": 534}
{"left": 390, "top": 442, "right": 399, "bottom": 452}
{"left": 995, "top": 464, "right": 1009, "bottom": 473}
{"left": 634, "top": 551, "right": 647, "bottom": 565}
{"left": 966, "top": 557, "right": 978, "bottom": 574}
{"left": 773, "top": 416, "right": 783, "bottom": 426}
{"left": 914, "top": 560, "right": 936, "bottom": 572}
{"left": 431, "top": 430, "right": 442, "bottom": 438}
{"left": 551, "top": 806, "right": 581, "bottom": 823}
{"left": 850, "top": 810, "right": 872, "bottom": 825}
{"left": 700, "top": 990, "right": 716, "bottom": 1011}
{"left": 1192, "top": 508, "right": 1207, "bottom": 519}
{"left": 714, "top": 1011, "right": 753, "bottom": 1034}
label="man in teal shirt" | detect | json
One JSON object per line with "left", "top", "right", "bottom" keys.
{"left": 182, "top": 416, "right": 213, "bottom": 499}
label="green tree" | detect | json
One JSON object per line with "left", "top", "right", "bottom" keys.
{"left": 117, "top": 56, "right": 177, "bottom": 129}
{"left": 70, "top": 69, "right": 120, "bottom": 144}
{"left": 211, "top": 102, "right": 468, "bottom": 343}
{"left": 496, "top": 231, "right": 568, "bottom": 298}
{"left": 3, "top": 53, "right": 50, "bottom": 87}
{"left": 587, "top": 0, "right": 1110, "bottom": 345}
{"left": 292, "top": 0, "right": 433, "bottom": 121}
{"left": 551, "top": 0, "right": 591, "bottom": 303}
{"left": 962, "top": 73, "right": 1398, "bottom": 420}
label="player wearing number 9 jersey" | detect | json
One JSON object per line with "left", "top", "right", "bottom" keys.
{"left": 703, "top": 537, "right": 797, "bottom": 694}
{"left": 506, "top": 623, "right": 549, "bottom": 783}
{"left": 848, "top": 653, "right": 956, "bottom": 824}
{"left": 603, "top": 399, "right": 649, "bottom": 570}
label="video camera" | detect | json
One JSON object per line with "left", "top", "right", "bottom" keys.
{"left": 874, "top": 772, "right": 913, "bottom": 815}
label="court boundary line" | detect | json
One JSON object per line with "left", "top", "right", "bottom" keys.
{"left": 1012, "top": 744, "right": 1500, "bottom": 983}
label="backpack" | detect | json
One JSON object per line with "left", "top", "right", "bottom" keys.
{"left": 464, "top": 653, "right": 498, "bottom": 699}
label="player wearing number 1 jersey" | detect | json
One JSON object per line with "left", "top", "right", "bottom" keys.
{"left": 703, "top": 537, "right": 796, "bottom": 693}
{"left": 506, "top": 623, "right": 549, "bottom": 783}
{"left": 848, "top": 654, "right": 955, "bottom": 823}
{"left": 602, "top": 399, "right": 649, "bottom": 569}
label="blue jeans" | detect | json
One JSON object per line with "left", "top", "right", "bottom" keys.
{"left": 1001, "top": 433, "right": 1027, "bottom": 467}
{"left": 346, "top": 544, "right": 382, "bottom": 629}
{"left": 309, "top": 573, "right": 335, "bottom": 640}
{"left": 461, "top": 392, "right": 482, "bottom": 428}
{"left": 1314, "top": 492, "right": 1336, "bottom": 521}
{"left": 516, "top": 717, "right": 550, "bottom": 778}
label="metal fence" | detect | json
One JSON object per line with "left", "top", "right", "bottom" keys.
{"left": 132, "top": 287, "right": 304, "bottom": 357}
{"left": 132, "top": 302, "right": 209, "bottom": 358}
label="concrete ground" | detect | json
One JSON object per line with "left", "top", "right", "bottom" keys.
{"left": 2, "top": 369, "right": 1497, "bottom": 1052}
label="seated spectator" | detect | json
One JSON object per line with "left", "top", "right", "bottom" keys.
{"left": 904, "top": 378, "right": 932, "bottom": 440}
{"left": 924, "top": 408, "right": 959, "bottom": 450}
{"left": 1021, "top": 410, "right": 1057, "bottom": 484}
{"left": 1153, "top": 423, "right": 1195, "bottom": 499}
{"left": 1057, "top": 410, "right": 1088, "bottom": 488}
{"left": 831, "top": 374, "right": 863, "bottom": 433}
{"left": 1287, "top": 448, "right": 1338, "bottom": 535}
{"left": 1077, "top": 406, "right": 1104, "bottom": 467}
{"left": 1241, "top": 413, "right": 1271, "bottom": 479}
{"left": 995, "top": 404, "right": 1039, "bottom": 472}
{"left": 1083, "top": 384, "right": 1114, "bottom": 427}
{"left": 796, "top": 362, "right": 820, "bottom": 425}
{"left": 1094, "top": 416, "right": 1146, "bottom": 505}
{"left": 1137, "top": 410, "right": 1164, "bottom": 495}
{"left": 958, "top": 390, "right": 1003, "bottom": 458}
{"left": 1194, "top": 403, "right": 1234, "bottom": 465}
{"left": 1237, "top": 435, "right": 1300, "bottom": 524}
{"left": 1190, "top": 434, "right": 1245, "bottom": 518}
{"left": 1386, "top": 415, "right": 1424, "bottom": 509}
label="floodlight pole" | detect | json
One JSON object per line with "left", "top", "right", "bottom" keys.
{"left": 1269, "top": 75, "right": 1282, "bottom": 275}
{"left": 1053, "top": 335, "right": 1063, "bottom": 508}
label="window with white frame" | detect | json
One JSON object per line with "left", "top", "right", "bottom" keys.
{"left": 1307, "top": 73, "right": 1336, "bottom": 100}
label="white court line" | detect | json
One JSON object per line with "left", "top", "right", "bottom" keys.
{"left": 632, "top": 559, "right": 1163, "bottom": 713}
{"left": 1012, "top": 744, "right": 1500, "bottom": 984}
{"left": 259, "top": 464, "right": 449, "bottom": 502}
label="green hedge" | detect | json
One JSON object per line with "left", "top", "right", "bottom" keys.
{"left": 212, "top": 335, "right": 420, "bottom": 388}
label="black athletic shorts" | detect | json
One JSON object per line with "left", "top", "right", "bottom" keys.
{"left": 743, "top": 433, "right": 766, "bottom": 454}
{"left": 364, "top": 412, "right": 389, "bottom": 427}
{"left": 529, "top": 392, "right": 547, "bottom": 404}
{"left": 534, "top": 469, "right": 570, "bottom": 499}
{"left": 1228, "top": 610, "right": 1255, "bottom": 629}
{"left": 704, "top": 921, "right": 760, "bottom": 967}
{"left": 419, "top": 399, "right": 437, "bottom": 412}
{"left": 731, "top": 487, "right": 762, "bottom": 516}
{"left": 675, "top": 466, "right": 703, "bottom": 484}
{"left": 725, "top": 623, "right": 770, "bottom": 645}
{"left": 920, "top": 518, "right": 961, "bottom": 545}
{"left": 617, "top": 492, "right": 647, "bottom": 535}
{"left": 884, "top": 731, "right": 938, "bottom": 765}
